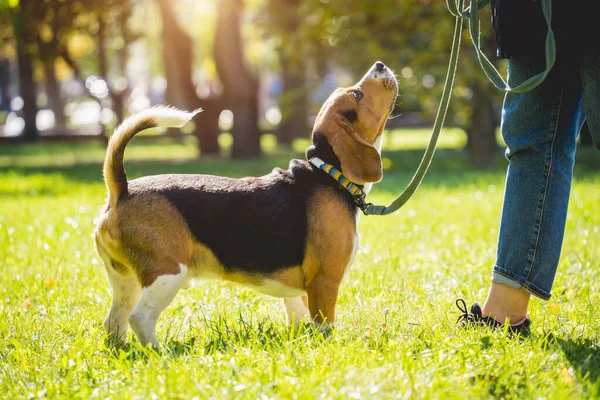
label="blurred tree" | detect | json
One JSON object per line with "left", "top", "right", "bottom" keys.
{"left": 266, "top": 0, "right": 310, "bottom": 146}
{"left": 463, "top": 33, "right": 500, "bottom": 167}
{"left": 52, "top": 3, "right": 122, "bottom": 134}
{"left": 38, "top": 0, "right": 139, "bottom": 128}
{"left": 466, "top": 78, "right": 498, "bottom": 166}
{"left": 156, "top": 0, "right": 221, "bottom": 155}
{"left": 9, "top": 0, "right": 39, "bottom": 141}
{"left": 0, "top": 59, "right": 9, "bottom": 111}
{"left": 32, "top": 0, "right": 72, "bottom": 129}
{"left": 157, "top": 0, "right": 261, "bottom": 158}
{"left": 5, "top": 0, "right": 139, "bottom": 137}
{"left": 0, "top": 14, "right": 11, "bottom": 111}
{"left": 214, "top": 0, "right": 261, "bottom": 158}
{"left": 97, "top": 0, "right": 137, "bottom": 125}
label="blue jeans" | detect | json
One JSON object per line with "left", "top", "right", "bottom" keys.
{"left": 492, "top": 50, "right": 600, "bottom": 300}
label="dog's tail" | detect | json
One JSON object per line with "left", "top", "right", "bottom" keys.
{"left": 103, "top": 106, "right": 201, "bottom": 208}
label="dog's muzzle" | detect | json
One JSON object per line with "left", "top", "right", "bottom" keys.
{"left": 360, "top": 61, "right": 398, "bottom": 92}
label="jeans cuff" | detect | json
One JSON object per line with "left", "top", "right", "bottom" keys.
{"left": 492, "top": 266, "right": 552, "bottom": 300}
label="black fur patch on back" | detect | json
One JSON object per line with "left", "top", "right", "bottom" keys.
{"left": 127, "top": 160, "right": 356, "bottom": 275}
{"left": 339, "top": 109, "right": 358, "bottom": 123}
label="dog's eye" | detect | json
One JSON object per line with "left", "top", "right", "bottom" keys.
{"left": 350, "top": 90, "right": 363, "bottom": 102}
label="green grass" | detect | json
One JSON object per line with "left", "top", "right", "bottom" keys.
{"left": 1, "top": 129, "right": 600, "bottom": 399}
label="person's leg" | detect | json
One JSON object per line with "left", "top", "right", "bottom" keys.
{"left": 483, "top": 56, "right": 585, "bottom": 323}
{"left": 482, "top": 282, "right": 530, "bottom": 324}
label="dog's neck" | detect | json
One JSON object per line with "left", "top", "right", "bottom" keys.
{"left": 306, "top": 132, "right": 378, "bottom": 213}
{"left": 305, "top": 132, "right": 343, "bottom": 172}
{"left": 308, "top": 156, "right": 370, "bottom": 214}
{"left": 305, "top": 132, "right": 383, "bottom": 196}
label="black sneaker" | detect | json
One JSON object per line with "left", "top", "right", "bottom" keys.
{"left": 455, "top": 299, "right": 531, "bottom": 336}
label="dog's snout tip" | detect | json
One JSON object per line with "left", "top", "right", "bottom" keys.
{"left": 375, "top": 61, "right": 386, "bottom": 71}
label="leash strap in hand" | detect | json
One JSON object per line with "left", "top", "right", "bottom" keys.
{"left": 364, "top": 0, "right": 554, "bottom": 216}
{"left": 454, "top": 0, "right": 555, "bottom": 93}
{"left": 363, "top": 0, "right": 465, "bottom": 215}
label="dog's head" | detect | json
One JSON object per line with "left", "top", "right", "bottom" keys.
{"left": 307, "top": 61, "right": 398, "bottom": 184}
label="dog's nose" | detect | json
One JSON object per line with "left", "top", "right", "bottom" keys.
{"left": 375, "top": 61, "right": 386, "bottom": 71}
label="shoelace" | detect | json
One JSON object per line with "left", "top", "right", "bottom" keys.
{"left": 455, "top": 299, "right": 531, "bottom": 336}
{"left": 455, "top": 298, "right": 478, "bottom": 325}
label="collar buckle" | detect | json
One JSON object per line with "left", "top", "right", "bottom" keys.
{"left": 354, "top": 194, "right": 371, "bottom": 215}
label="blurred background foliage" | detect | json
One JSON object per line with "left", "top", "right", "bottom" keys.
{"left": 0, "top": 0, "right": 593, "bottom": 165}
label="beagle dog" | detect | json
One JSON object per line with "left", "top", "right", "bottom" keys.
{"left": 95, "top": 61, "right": 398, "bottom": 347}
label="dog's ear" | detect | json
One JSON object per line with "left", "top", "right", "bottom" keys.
{"left": 327, "top": 115, "right": 382, "bottom": 184}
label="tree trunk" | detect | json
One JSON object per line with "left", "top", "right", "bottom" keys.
{"left": 11, "top": 0, "right": 38, "bottom": 141}
{"left": 36, "top": 27, "right": 66, "bottom": 131}
{"left": 276, "top": 48, "right": 309, "bottom": 145}
{"left": 465, "top": 81, "right": 497, "bottom": 168}
{"left": 230, "top": 95, "right": 261, "bottom": 158}
{"left": 57, "top": 45, "right": 106, "bottom": 139}
{"left": 463, "top": 26, "right": 500, "bottom": 167}
{"left": 98, "top": 11, "right": 128, "bottom": 126}
{"left": 196, "top": 98, "right": 222, "bottom": 156}
{"left": 114, "top": 5, "right": 132, "bottom": 125}
{"left": 157, "top": 1, "right": 190, "bottom": 110}
{"left": 0, "top": 59, "right": 11, "bottom": 111}
{"left": 158, "top": 3, "right": 189, "bottom": 139}
{"left": 580, "top": 121, "right": 593, "bottom": 146}
{"left": 229, "top": 95, "right": 260, "bottom": 158}
{"left": 15, "top": 32, "right": 38, "bottom": 141}
{"left": 42, "top": 60, "right": 66, "bottom": 129}
{"left": 269, "top": 0, "right": 307, "bottom": 146}
{"left": 214, "top": 0, "right": 261, "bottom": 158}
{"left": 156, "top": 0, "right": 221, "bottom": 155}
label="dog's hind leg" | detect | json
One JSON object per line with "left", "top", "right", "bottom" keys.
{"left": 283, "top": 296, "right": 309, "bottom": 326}
{"left": 101, "top": 257, "right": 141, "bottom": 344}
{"left": 129, "top": 264, "right": 188, "bottom": 348}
